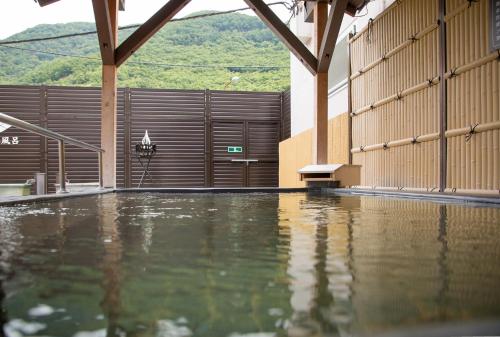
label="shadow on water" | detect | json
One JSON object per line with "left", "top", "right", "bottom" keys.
{"left": 436, "top": 205, "right": 449, "bottom": 320}
{"left": 0, "top": 279, "right": 7, "bottom": 335}
{"left": 1, "top": 192, "right": 500, "bottom": 337}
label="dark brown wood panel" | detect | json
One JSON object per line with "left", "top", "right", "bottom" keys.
{"left": 0, "top": 86, "right": 42, "bottom": 192}
{"left": 129, "top": 89, "right": 205, "bottom": 188}
{"left": 0, "top": 86, "right": 285, "bottom": 190}
{"left": 212, "top": 121, "right": 245, "bottom": 187}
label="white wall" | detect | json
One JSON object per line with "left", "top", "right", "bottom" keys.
{"left": 290, "top": 0, "right": 396, "bottom": 136}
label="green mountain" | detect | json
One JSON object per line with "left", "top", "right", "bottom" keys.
{"left": 0, "top": 12, "right": 290, "bottom": 91}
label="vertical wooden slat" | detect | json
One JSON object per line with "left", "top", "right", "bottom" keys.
{"left": 204, "top": 89, "right": 212, "bottom": 187}
{"left": 124, "top": 87, "right": 131, "bottom": 188}
{"left": 348, "top": 32, "right": 354, "bottom": 165}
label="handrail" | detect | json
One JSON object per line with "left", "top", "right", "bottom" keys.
{"left": 0, "top": 112, "right": 104, "bottom": 193}
{"left": 0, "top": 113, "right": 102, "bottom": 153}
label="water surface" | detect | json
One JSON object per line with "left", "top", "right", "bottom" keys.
{"left": 1, "top": 192, "right": 499, "bottom": 337}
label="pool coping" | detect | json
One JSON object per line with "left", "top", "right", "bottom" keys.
{"left": 117, "top": 187, "right": 309, "bottom": 193}
{"left": 0, "top": 187, "right": 308, "bottom": 206}
{"left": 327, "top": 188, "right": 500, "bottom": 205}
{"left": 1, "top": 186, "right": 499, "bottom": 207}
{"left": 0, "top": 188, "right": 115, "bottom": 206}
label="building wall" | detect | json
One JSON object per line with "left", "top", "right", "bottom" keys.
{"left": 281, "top": 0, "right": 396, "bottom": 188}
{"left": 289, "top": 0, "right": 396, "bottom": 137}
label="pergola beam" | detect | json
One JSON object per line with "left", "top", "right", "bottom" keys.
{"left": 243, "top": 0, "right": 318, "bottom": 75}
{"left": 312, "top": 1, "right": 328, "bottom": 165}
{"left": 115, "top": 0, "right": 191, "bottom": 67}
{"left": 99, "top": 0, "right": 119, "bottom": 189}
{"left": 92, "top": 0, "right": 116, "bottom": 65}
{"left": 317, "top": 0, "right": 348, "bottom": 73}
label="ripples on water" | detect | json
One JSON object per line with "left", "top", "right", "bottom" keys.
{"left": 0, "top": 192, "right": 500, "bottom": 337}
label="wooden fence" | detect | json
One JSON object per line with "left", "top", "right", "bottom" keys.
{"left": 0, "top": 85, "right": 290, "bottom": 191}
{"left": 349, "top": 0, "right": 499, "bottom": 194}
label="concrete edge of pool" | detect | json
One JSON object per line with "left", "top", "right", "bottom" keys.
{"left": 330, "top": 188, "right": 500, "bottom": 205}
{"left": 0, "top": 187, "right": 308, "bottom": 206}
{"left": 1, "top": 187, "right": 499, "bottom": 207}
{"left": 0, "top": 188, "right": 115, "bottom": 206}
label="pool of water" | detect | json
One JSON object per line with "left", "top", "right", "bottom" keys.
{"left": 0, "top": 192, "right": 499, "bottom": 337}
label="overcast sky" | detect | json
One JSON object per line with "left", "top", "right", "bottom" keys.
{"left": 0, "top": 0, "right": 291, "bottom": 39}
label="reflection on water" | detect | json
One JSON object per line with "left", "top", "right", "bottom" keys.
{"left": 0, "top": 193, "right": 500, "bottom": 337}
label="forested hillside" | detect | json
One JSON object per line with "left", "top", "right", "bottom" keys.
{"left": 0, "top": 12, "right": 290, "bottom": 91}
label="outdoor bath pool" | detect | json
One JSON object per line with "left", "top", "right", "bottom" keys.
{"left": 0, "top": 192, "right": 499, "bottom": 337}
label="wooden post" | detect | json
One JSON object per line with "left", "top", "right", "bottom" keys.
{"left": 439, "top": 0, "right": 447, "bottom": 192}
{"left": 101, "top": 0, "right": 119, "bottom": 188}
{"left": 347, "top": 33, "right": 353, "bottom": 165}
{"left": 39, "top": 85, "right": 48, "bottom": 192}
{"left": 313, "top": 1, "right": 329, "bottom": 165}
{"left": 58, "top": 140, "right": 67, "bottom": 193}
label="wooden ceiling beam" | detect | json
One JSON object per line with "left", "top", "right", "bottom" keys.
{"left": 115, "top": 0, "right": 191, "bottom": 67}
{"left": 243, "top": 0, "right": 318, "bottom": 75}
{"left": 92, "top": 0, "right": 116, "bottom": 65}
{"left": 317, "top": 0, "right": 348, "bottom": 72}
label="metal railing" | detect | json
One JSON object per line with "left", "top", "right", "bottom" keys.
{"left": 0, "top": 112, "right": 104, "bottom": 193}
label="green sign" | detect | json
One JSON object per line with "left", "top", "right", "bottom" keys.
{"left": 227, "top": 146, "right": 243, "bottom": 153}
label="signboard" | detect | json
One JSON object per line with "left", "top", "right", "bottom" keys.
{"left": 492, "top": 0, "right": 500, "bottom": 51}
{"left": 1, "top": 136, "right": 19, "bottom": 145}
{"left": 227, "top": 146, "right": 243, "bottom": 153}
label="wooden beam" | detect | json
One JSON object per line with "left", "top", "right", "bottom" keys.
{"left": 438, "top": 0, "right": 447, "bottom": 192}
{"left": 313, "top": 1, "right": 328, "bottom": 164}
{"left": 115, "top": 0, "right": 191, "bottom": 67}
{"left": 243, "top": 0, "right": 318, "bottom": 75}
{"left": 101, "top": 0, "right": 119, "bottom": 188}
{"left": 317, "top": 0, "right": 349, "bottom": 73}
{"left": 92, "top": 0, "right": 116, "bottom": 65}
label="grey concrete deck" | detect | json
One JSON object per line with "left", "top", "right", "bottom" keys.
{"left": 328, "top": 188, "right": 500, "bottom": 205}
{"left": 0, "top": 187, "right": 308, "bottom": 206}
{"left": 0, "top": 189, "right": 114, "bottom": 206}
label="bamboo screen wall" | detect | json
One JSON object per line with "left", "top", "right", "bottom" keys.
{"left": 349, "top": 0, "right": 500, "bottom": 194}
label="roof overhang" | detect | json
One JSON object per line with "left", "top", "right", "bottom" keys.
{"left": 304, "top": 0, "right": 368, "bottom": 22}
{"left": 36, "top": 0, "right": 125, "bottom": 10}
{"left": 36, "top": 0, "right": 60, "bottom": 7}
